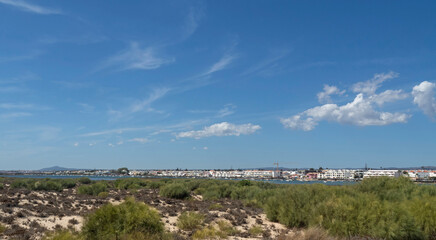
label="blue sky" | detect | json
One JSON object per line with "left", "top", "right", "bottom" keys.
{"left": 1, "top": 0, "right": 436, "bottom": 170}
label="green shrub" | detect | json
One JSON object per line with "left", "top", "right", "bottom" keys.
{"left": 78, "top": 177, "right": 92, "bottom": 184}
{"left": 60, "top": 179, "right": 77, "bottom": 189}
{"left": 160, "top": 183, "right": 190, "bottom": 199}
{"left": 208, "top": 203, "right": 223, "bottom": 211}
{"left": 42, "top": 230, "right": 82, "bottom": 240}
{"left": 293, "top": 227, "right": 337, "bottom": 240}
{"left": 0, "top": 223, "right": 6, "bottom": 234}
{"left": 216, "top": 220, "right": 238, "bottom": 236}
{"left": 98, "top": 192, "right": 109, "bottom": 198}
{"left": 192, "top": 225, "right": 226, "bottom": 239}
{"left": 114, "top": 178, "right": 148, "bottom": 190}
{"left": 0, "top": 183, "right": 4, "bottom": 190}
{"left": 409, "top": 196, "right": 436, "bottom": 238}
{"left": 177, "top": 212, "right": 204, "bottom": 231}
{"left": 82, "top": 197, "right": 164, "bottom": 240}
{"left": 147, "top": 181, "right": 163, "bottom": 189}
{"left": 248, "top": 225, "right": 263, "bottom": 237}
{"left": 10, "top": 178, "right": 78, "bottom": 192}
{"left": 77, "top": 182, "right": 107, "bottom": 196}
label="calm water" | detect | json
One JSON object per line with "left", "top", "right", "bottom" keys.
{"left": 0, "top": 174, "right": 355, "bottom": 185}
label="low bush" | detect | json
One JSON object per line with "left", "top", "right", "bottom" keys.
{"left": 216, "top": 220, "right": 238, "bottom": 236}
{"left": 82, "top": 197, "right": 164, "bottom": 240}
{"left": 77, "top": 182, "right": 107, "bottom": 196}
{"left": 192, "top": 221, "right": 237, "bottom": 239}
{"left": 208, "top": 203, "right": 223, "bottom": 211}
{"left": 97, "top": 191, "right": 109, "bottom": 198}
{"left": 160, "top": 183, "right": 190, "bottom": 199}
{"left": 192, "top": 226, "right": 226, "bottom": 240}
{"left": 77, "top": 177, "right": 91, "bottom": 184}
{"left": 248, "top": 225, "right": 263, "bottom": 237}
{"left": 0, "top": 223, "right": 6, "bottom": 234}
{"left": 10, "top": 178, "right": 78, "bottom": 192}
{"left": 177, "top": 212, "right": 204, "bottom": 231}
{"left": 42, "top": 230, "right": 82, "bottom": 240}
{"left": 114, "top": 178, "right": 148, "bottom": 190}
{"left": 293, "top": 227, "right": 338, "bottom": 240}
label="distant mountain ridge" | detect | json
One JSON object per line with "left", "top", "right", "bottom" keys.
{"left": 39, "top": 166, "right": 78, "bottom": 171}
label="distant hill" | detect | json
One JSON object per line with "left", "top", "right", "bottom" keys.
{"left": 39, "top": 166, "right": 78, "bottom": 172}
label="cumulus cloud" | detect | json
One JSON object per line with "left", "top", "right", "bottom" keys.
{"left": 317, "top": 85, "right": 345, "bottom": 103}
{"left": 412, "top": 81, "right": 436, "bottom": 118}
{"left": 370, "top": 89, "right": 408, "bottom": 106}
{"left": 281, "top": 72, "right": 409, "bottom": 131}
{"left": 176, "top": 122, "right": 261, "bottom": 139}
{"left": 352, "top": 71, "right": 398, "bottom": 95}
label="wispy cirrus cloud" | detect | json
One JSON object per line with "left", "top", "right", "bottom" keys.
{"left": 0, "top": 112, "right": 32, "bottom": 119}
{"left": 180, "top": 6, "right": 204, "bottom": 41}
{"left": 108, "top": 87, "right": 170, "bottom": 121}
{"left": 0, "top": 103, "right": 50, "bottom": 111}
{"left": 241, "top": 49, "right": 291, "bottom": 77}
{"left": 201, "top": 54, "right": 237, "bottom": 76}
{"left": 0, "top": 86, "right": 27, "bottom": 93}
{"left": 189, "top": 104, "right": 237, "bottom": 118}
{"left": 0, "top": 51, "right": 42, "bottom": 64}
{"left": 0, "top": 0, "right": 61, "bottom": 15}
{"left": 99, "top": 42, "right": 174, "bottom": 72}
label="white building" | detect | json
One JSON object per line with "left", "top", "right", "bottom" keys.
{"left": 318, "top": 169, "right": 356, "bottom": 180}
{"left": 363, "top": 170, "right": 400, "bottom": 178}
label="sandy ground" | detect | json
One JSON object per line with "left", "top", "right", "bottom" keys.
{"left": 0, "top": 187, "right": 293, "bottom": 239}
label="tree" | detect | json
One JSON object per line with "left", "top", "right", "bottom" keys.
{"left": 117, "top": 167, "right": 129, "bottom": 175}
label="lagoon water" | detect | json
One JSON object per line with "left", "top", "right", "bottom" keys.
{"left": 0, "top": 174, "right": 355, "bottom": 185}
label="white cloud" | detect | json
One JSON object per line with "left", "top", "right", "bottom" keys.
{"left": 0, "top": 112, "right": 32, "bottom": 119}
{"left": 181, "top": 7, "right": 203, "bottom": 40}
{"left": 281, "top": 72, "right": 409, "bottom": 131}
{"left": 203, "top": 146, "right": 208, "bottom": 150}
{"left": 216, "top": 104, "right": 236, "bottom": 118}
{"left": 317, "top": 85, "right": 345, "bottom": 103}
{"left": 128, "top": 138, "right": 149, "bottom": 144}
{"left": 352, "top": 71, "right": 398, "bottom": 95}
{"left": 412, "top": 81, "right": 436, "bottom": 118}
{"left": 0, "top": 0, "right": 61, "bottom": 14}
{"left": 0, "top": 51, "right": 42, "bottom": 63}
{"left": 202, "top": 54, "right": 236, "bottom": 76}
{"left": 73, "top": 142, "right": 79, "bottom": 147}
{"left": 0, "top": 103, "right": 34, "bottom": 109}
{"left": 129, "top": 88, "right": 170, "bottom": 113}
{"left": 0, "top": 103, "right": 50, "bottom": 111}
{"left": 176, "top": 122, "right": 261, "bottom": 139}
{"left": 102, "top": 42, "right": 174, "bottom": 71}
{"left": 370, "top": 89, "right": 408, "bottom": 106}
{"left": 108, "top": 88, "right": 170, "bottom": 121}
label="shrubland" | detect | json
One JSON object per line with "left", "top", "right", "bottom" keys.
{"left": 3, "top": 176, "right": 436, "bottom": 239}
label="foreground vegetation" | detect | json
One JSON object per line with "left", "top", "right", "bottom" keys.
{"left": 3, "top": 176, "right": 436, "bottom": 239}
